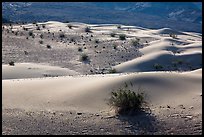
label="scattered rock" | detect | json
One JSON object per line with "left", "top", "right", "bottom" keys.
{"left": 77, "top": 112, "right": 82, "bottom": 115}
{"left": 167, "top": 105, "right": 170, "bottom": 108}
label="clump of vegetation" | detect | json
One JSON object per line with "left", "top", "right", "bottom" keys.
{"left": 113, "top": 44, "right": 117, "bottom": 50}
{"left": 85, "top": 26, "right": 91, "bottom": 32}
{"left": 172, "top": 59, "right": 183, "bottom": 67}
{"left": 78, "top": 47, "right": 83, "bottom": 52}
{"left": 110, "top": 32, "right": 116, "bottom": 37}
{"left": 23, "top": 27, "right": 28, "bottom": 31}
{"left": 42, "top": 24, "right": 46, "bottom": 28}
{"left": 40, "top": 34, "right": 43, "bottom": 39}
{"left": 9, "top": 61, "right": 15, "bottom": 66}
{"left": 131, "top": 38, "right": 140, "bottom": 46}
{"left": 109, "top": 85, "right": 145, "bottom": 115}
{"left": 94, "top": 39, "right": 99, "bottom": 43}
{"left": 169, "top": 33, "right": 177, "bottom": 39}
{"left": 153, "top": 63, "right": 163, "bottom": 70}
{"left": 39, "top": 40, "right": 43, "bottom": 44}
{"left": 47, "top": 44, "right": 51, "bottom": 49}
{"left": 117, "top": 25, "right": 121, "bottom": 29}
{"left": 36, "top": 26, "right": 41, "bottom": 30}
{"left": 59, "top": 33, "right": 65, "bottom": 38}
{"left": 109, "top": 68, "right": 117, "bottom": 73}
{"left": 80, "top": 53, "right": 89, "bottom": 62}
{"left": 67, "top": 24, "right": 72, "bottom": 29}
{"left": 28, "top": 31, "right": 33, "bottom": 36}
{"left": 119, "top": 34, "right": 126, "bottom": 40}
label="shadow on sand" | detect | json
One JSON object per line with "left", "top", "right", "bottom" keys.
{"left": 116, "top": 108, "right": 162, "bottom": 135}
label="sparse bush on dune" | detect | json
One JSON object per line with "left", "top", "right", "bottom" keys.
{"left": 40, "top": 34, "right": 43, "bottom": 39}
{"left": 9, "top": 61, "right": 15, "bottom": 66}
{"left": 110, "top": 32, "right": 116, "bottom": 37}
{"left": 39, "top": 40, "right": 43, "bottom": 44}
{"left": 59, "top": 33, "right": 65, "bottom": 39}
{"left": 67, "top": 24, "right": 73, "bottom": 29}
{"left": 169, "top": 33, "right": 177, "bottom": 39}
{"left": 78, "top": 47, "right": 83, "bottom": 52}
{"left": 47, "top": 44, "right": 51, "bottom": 49}
{"left": 28, "top": 31, "right": 33, "bottom": 37}
{"left": 80, "top": 53, "right": 89, "bottom": 62}
{"left": 109, "top": 85, "right": 145, "bottom": 115}
{"left": 131, "top": 38, "right": 140, "bottom": 46}
{"left": 117, "top": 25, "right": 121, "bottom": 29}
{"left": 153, "top": 63, "right": 163, "bottom": 70}
{"left": 94, "top": 39, "right": 99, "bottom": 43}
{"left": 119, "top": 34, "right": 126, "bottom": 40}
{"left": 109, "top": 68, "right": 117, "bottom": 73}
{"left": 113, "top": 44, "right": 117, "bottom": 50}
{"left": 85, "top": 26, "right": 91, "bottom": 32}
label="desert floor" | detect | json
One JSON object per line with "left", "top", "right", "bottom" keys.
{"left": 2, "top": 21, "right": 202, "bottom": 135}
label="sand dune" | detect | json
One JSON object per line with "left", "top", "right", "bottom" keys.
{"left": 2, "top": 21, "right": 202, "bottom": 134}
{"left": 2, "top": 70, "right": 202, "bottom": 114}
{"left": 2, "top": 63, "right": 79, "bottom": 80}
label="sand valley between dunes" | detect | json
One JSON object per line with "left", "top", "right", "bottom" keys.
{"left": 2, "top": 21, "right": 202, "bottom": 135}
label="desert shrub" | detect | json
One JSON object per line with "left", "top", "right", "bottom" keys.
{"left": 47, "top": 44, "right": 51, "bottom": 49}
{"left": 9, "top": 61, "right": 15, "bottom": 66}
{"left": 117, "top": 25, "right": 121, "bottom": 29}
{"left": 109, "top": 86, "right": 145, "bottom": 114}
{"left": 78, "top": 47, "right": 83, "bottom": 52}
{"left": 67, "top": 24, "right": 72, "bottom": 29}
{"left": 59, "top": 33, "right": 65, "bottom": 38}
{"left": 113, "top": 44, "right": 117, "bottom": 50}
{"left": 110, "top": 32, "right": 116, "bottom": 37}
{"left": 94, "top": 39, "right": 99, "bottom": 43}
{"left": 36, "top": 26, "right": 40, "bottom": 30}
{"left": 153, "top": 63, "right": 163, "bottom": 70}
{"left": 39, "top": 40, "right": 43, "bottom": 44}
{"left": 42, "top": 24, "right": 46, "bottom": 28}
{"left": 169, "top": 33, "right": 177, "bottom": 39}
{"left": 109, "top": 68, "right": 117, "bottom": 73}
{"left": 172, "top": 59, "right": 183, "bottom": 66}
{"left": 131, "top": 38, "right": 140, "bottom": 46}
{"left": 119, "top": 34, "right": 126, "bottom": 40}
{"left": 85, "top": 26, "right": 91, "bottom": 32}
{"left": 80, "top": 53, "right": 89, "bottom": 61}
{"left": 28, "top": 31, "right": 33, "bottom": 36}
{"left": 40, "top": 34, "right": 43, "bottom": 39}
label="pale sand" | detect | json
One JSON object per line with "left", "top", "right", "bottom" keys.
{"left": 2, "top": 21, "right": 202, "bottom": 135}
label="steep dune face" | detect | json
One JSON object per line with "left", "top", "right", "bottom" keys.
{"left": 114, "top": 28, "right": 202, "bottom": 73}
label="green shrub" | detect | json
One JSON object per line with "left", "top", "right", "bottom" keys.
{"left": 119, "top": 34, "right": 126, "bottom": 40}
{"left": 80, "top": 53, "right": 89, "bottom": 61}
{"left": 28, "top": 31, "right": 33, "bottom": 36}
{"left": 131, "top": 38, "right": 140, "bottom": 46}
{"left": 109, "top": 87, "right": 145, "bottom": 114}
{"left": 109, "top": 68, "right": 117, "bottom": 73}
{"left": 153, "top": 63, "right": 163, "bottom": 70}
{"left": 94, "top": 39, "right": 99, "bottom": 43}
{"left": 39, "top": 40, "right": 43, "bottom": 44}
{"left": 67, "top": 24, "right": 72, "bottom": 29}
{"left": 85, "top": 26, "right": 91, "bottom": 32}
{"left": 59, "top": 33, "right": 65, "bottom": 38}
{"left": 47, "top": 44, "right": 51, "bottom": 49}
{"left": 9, "top": 61, "right": 15, "bottom": 66}
{"left": 169, "top": 33, "right": 177, "bottom": 39}
{"left": 117, "top": 25, "right": 121, "bottom": 29}
{"left": 78, "top": 47, "right": 83, "bottom": 52}
{"left": 110, "top": 32, "right": 116, "bottom": 37}
{"left": 113, "top": 44, "right": 117, "bottom": 50}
